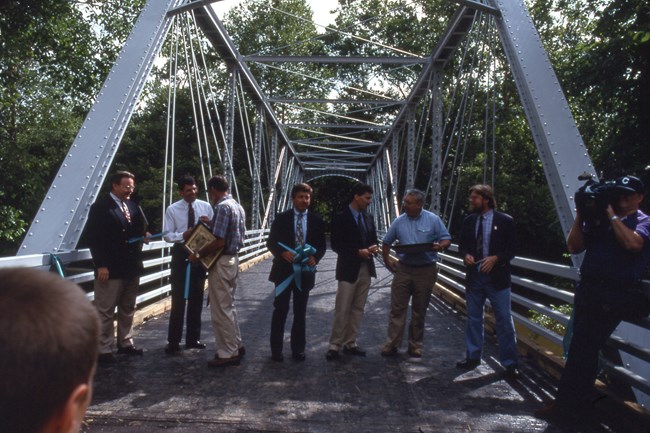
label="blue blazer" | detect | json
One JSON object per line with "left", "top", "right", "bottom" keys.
{"left": 459, "top": 210, "right": 516, "bottom": 290}
{"left": 331, "top": 206, "right": 378, "bottom": 283}
{"left": 267, "top": 209, "right": 327, "bottom": 290}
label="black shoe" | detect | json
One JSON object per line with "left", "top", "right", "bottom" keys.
{"left": 185, "top": 341, "right": 206, "bottom": 349}
{"left": 456, "top": 358, "right": 480, "bottom": 369}
{"left": 238, "top": 346, "right": 246, "bottom": 357}
{"left": 117, "top": 345, "right": 144, "bottom": 356}
{"left": 325, "top": 349, "right": 339, "bottom": 361}
{"left": 504, "top": 364, "right": 521, "bottom": 379}
{"left": 271, "top": 353, "right": 284, "bottom": 362}
{"left": 381, "top": 347, "right": 398, "bottom": 357}
{"left": 98, "top": 353, "right": 117, "bottom": 365}
{"left": 292, "top": 352, "right": 306, "bottom": 362}
{"left": 165, "top": 343, "right": 181, "bottom": 355}
{"left": 343, "top": 346, "right": 366, "bottom": 357}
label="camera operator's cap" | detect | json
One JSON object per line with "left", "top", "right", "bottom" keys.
{"left": 615, "top": 175, "right": 645, "bottom": 194}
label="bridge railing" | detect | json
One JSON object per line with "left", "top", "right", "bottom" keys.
{"left": 437, "top": 244, "right": 650, "bottom": 403}
{"left": 0, "top": 228, "right": 271, "bottom": 307}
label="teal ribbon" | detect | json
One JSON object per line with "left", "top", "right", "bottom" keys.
{"left": 562, "top": 306, "right": 575, "bottom": 359}
{"left": 128, "top": 231, "right": 167, "bottom": 244}
{"left": 50, "top": 254, "right": 65, "bottom": 277}
{"left": 184, "top": 261, "right": 191, "bottom": 300}
{"left": 274, "top": 242, "right": 317, "bottom": 297}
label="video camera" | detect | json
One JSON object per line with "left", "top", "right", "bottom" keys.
{"left": 574, "top": 173, "right": 621, "bottom": 230}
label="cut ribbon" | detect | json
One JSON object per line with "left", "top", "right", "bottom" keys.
{"left": 128, "top": 231, "right": 167, "bottom": 244}
{"left": 184, "top": 261, "right": 191, "bottom": 300}
{"left": 274, "top": 242, "right": 317, "bottom": 297}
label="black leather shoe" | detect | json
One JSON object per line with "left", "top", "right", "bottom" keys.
{"left": 185, "top": 341, "right": 206, "bottom": 349}
{"left": 504, "top": 364, "right": 521, "bottom": 379}
{"left": 456, "top": 358, "right": 480, "bottom": 369}
{"left": 165, "top": 343, "right": 181, "bottom": 354}
{"left": 343, "top": 346, "right": 366, "bottom": 357}
{"left": 271, "top": 353, "right": 284, "bottom": 362}
{"left": 238, "top": 346, "right": 246, "bottom": 357}
{"left": 292, "top": 352, "right": 306, "bottom": 362}
{"left": 325, "top": 349, "right": 339, "bottom": 361}
{"left": 117, "top": 345, "right": 143, "bottom": 356}
{"left": 98, "top": 353, "right": 117, "bottom": 365}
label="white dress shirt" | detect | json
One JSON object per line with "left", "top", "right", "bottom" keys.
{"left": 163, "top": 199, "right": 214, "bottom": 243}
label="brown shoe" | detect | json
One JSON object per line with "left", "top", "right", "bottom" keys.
{"left": 207, "top": 354, "right": 240, "bottom": 368}
{"left": 381, "top": 346, "right": 398, "bottom": 357}
{"left": 407, "top": 348, "right": 422, "bottom": 358}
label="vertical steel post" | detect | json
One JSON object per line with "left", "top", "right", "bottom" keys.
{"left": 430, "top": 69, "right": 443, "bottom": 214}
{"left": 406, "top": 108, "right": 416, "bottom": 191}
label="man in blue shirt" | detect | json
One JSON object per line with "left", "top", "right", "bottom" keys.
{"left": 537, "top": 175, "right": 650, "bottom": 422}
{"left": 457, "top": 184, "right": 519, "bottom": 377}
{"left": 381, "top": 189, "right": 451, "bottom": 358}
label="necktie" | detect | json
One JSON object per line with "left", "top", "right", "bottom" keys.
{"left": 358, "top": 212, "right": 367, "bottom": 247}
{"left": 296, "top": 212, "right": 304, "bottom": 246}
{"left": 121, "top": 201, "right": 131, "bottom": 224}
{"left": 476, "top": 215, "right": 484, "bottom": 259}
{"left": 187, "top": 201, "right": 195, "bottom": 230}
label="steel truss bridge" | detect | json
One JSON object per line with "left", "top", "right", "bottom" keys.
{"left": 1, "top": 0, "right": 649, "bottom": 413}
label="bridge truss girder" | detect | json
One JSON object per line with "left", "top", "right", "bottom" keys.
{"left": 19, "top": 0, "right": 593, "bottom": 255}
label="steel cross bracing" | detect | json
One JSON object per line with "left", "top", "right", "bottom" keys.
{"left": 19, "top": 0, "right": 594, "bottom": 255}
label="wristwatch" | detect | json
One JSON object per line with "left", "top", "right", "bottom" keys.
{"left": 610, "top": 215, "right": 619, "bottom": 222}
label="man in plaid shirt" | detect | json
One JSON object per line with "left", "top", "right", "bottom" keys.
{"left": 189, "top": 174, "right": 246, "bottom": 368}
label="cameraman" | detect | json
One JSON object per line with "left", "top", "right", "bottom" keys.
{"left": 537, "top": 175, "right": 650, "bottom": 421}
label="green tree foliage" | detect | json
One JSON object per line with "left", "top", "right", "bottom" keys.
{"left": 0, "top": 0, "right": 144, "bottom": 253}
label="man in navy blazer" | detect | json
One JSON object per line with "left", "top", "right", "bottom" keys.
{"left": 457, "top": 184, "right": 519, "bottom": 378}
{"left": 267, "top": 183, "right": 326, "bottom": 362}
{"left": 87, "top": 171, "right": 149, "bottom": 364}
{"left": 326, "top": 182, "right": 379, "bottom": 361}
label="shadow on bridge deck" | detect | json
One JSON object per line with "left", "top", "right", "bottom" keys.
{"left": 84, "top": 251, "right": 648, "bottom": 433}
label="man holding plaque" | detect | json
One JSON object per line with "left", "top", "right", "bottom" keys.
{"left": 267, "top": 183, "right": 327, "bottom": 362}
{"left": 381, "top": 189, "right": 451, "bottom": 358}
{"left": 163, "top": 175, "right": 213, "bottom": 355}
{"left": 189, "top": 175, "right": 246, "bottom": 368}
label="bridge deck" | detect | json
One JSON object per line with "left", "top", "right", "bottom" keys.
{"left": 84, "top": 251, "right": 643, "bottom": 433}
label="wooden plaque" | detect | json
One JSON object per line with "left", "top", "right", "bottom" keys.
{"left": 183, "top": 222, "right": 223, "bottom": 270}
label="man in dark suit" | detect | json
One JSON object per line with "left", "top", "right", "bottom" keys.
{"left": 326, "top": 182, "right": 379, "bottom": 361}
{"left": 267, "top": 183, "right": 327, "bottom": 362}
{"left": 457, "top": 184, "right": 519, "bottom": 378}
{"left": 87, "top": 170, "right": 149, "bottom": 365}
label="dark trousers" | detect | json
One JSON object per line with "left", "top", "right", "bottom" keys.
{"left": 556, "top": 279, "right": 648, "bottom": 408}
{"left": 270, "top": 282, "right": 311, "bottom": 356}
{"left": 167, "top": 245, "right": 206, "bottom": 345}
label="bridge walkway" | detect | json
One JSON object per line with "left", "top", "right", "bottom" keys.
{"left": 84, "top": 251, "right": 644, "bottom": 433}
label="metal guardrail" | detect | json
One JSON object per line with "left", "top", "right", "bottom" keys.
{"left": 2, "top": 233, "right": 647, "bottom": 401}
{"left": 0, "top": 229, "right": 271, "bottom": 306}
{"left": 438, "top": 244, "right": 650, "bottom": 402}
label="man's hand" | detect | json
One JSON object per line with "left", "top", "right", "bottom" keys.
{"left": 478, "top": 255, "right": 498, "bottom": 273}
{"left": 432, "top": 242, "right": 443, "bottom": 252}
{"left": 97, "top": 267, "right": 109, "bottom": 283}
{"left": 307, "top": 256, "right": 317, "bottom": 267}
{"left": 188, "top": 253, "right": 200, "bottom": 264}
{"left": 182, "top": 229, "right": 192, "bottom": 241}
{"left": 383, "top": 256, "right": 397, "bottom": 273}
{"left": 358, "top": 248, "right": 374, "bottom": 259}
{"left": 464, "top": 254, "right": 476, "bottom": 267}
{"left": 281, "top": 251, "right": 295, "bottom": 263}
{"left": 143, "top": 231, "right": 152, "bottom": 244}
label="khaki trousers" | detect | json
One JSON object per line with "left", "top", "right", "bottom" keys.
{"left": 207, "top": 254, "right": 243, "bottom": 358}
{"left": 328, "top": 262, "right": 371, "bottom": 350}
{"left": 385, "top": 263, "right": 438, "bottom": 351}
{"left": 94, "top": 277, "right": 139, "bottom": 354}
